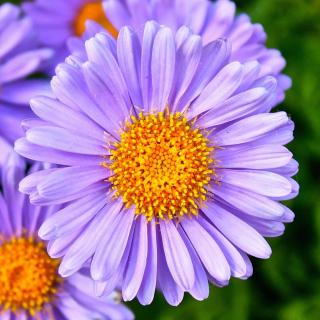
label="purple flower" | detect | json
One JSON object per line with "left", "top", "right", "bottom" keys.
{"left": 25, "top": 0, "right": 290, "bottom": 104}
{"left": 16, "top": 22, "right": 298, "bottom": 306}
{"left": 0, "top": 149, "right": 133, "bottom": 320}
{"left": 69, "top": 0, "right": 291, "bottom": 106}
{"left": 23, "top": 0, "right": 118, "bottom": 73}
{"left": 0, "top": 3, "right": 52, "bottom": 143}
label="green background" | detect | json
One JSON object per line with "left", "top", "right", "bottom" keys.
{"left": 6, "top": 0, "right": 320, "bottom": 319}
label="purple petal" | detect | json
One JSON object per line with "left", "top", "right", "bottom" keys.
{"left": 82, "top": 61, "right": 128, "bottom": 136}
{"left": 157, "top": 234, "right": 184, "bottom": 306}
{"left": 160, "top": 219, "right": 195, "bottom": 290}
{"left": 270, "top": 177, "right": 299, "bottom": 201}
{"left": 122, "top": 215, "right": 148, "bottom": 301}
{"left": 59, "top": 202, "right": 122, "bottom": 277}
{"left": 137, "top": 220, "right": 158, "bottom": 305}
{"left": 51, "top": 64, "right": 110, "bottom": 132}
{"left": 0, "top": 103, "right": 33, "bottom": 143}
{"left": 213, "top": 112, "right": 289, "bottom": 146}
{"left": 170, "top": 33, "right": 202, "bottom": 111}
{"left": 141, "top": 21, "right": 160, "bottom": 112}
{"left": 0, "top": 17, "right": 31, "bottom": 59}
{"left": 216, "top": 145, "right": 292, "bottom": 169}
{"left": 151, "top": 27, "right": 175, "bottom": 112}
{"left": 18, "top": 167, "right": 58, "bottom": 195}
{"left": 47, "top": 227, "right": 83, "bottom": 258}
{"left": 202, "top": 0, "right": 235, "bottom": 43}
{"left": 181, "top": 218, "right": 230, "bottom": 282}
{"left": 189, "top": 61, "right": 244, "bottom": 118}
{"left": 117, "top": 26, "right": 143, "bottom": 107}
{"left": 103, "top": 0, "right": 131, "bottom": 29}
{"left": 30, "top": 96, "right": 104, "bottom": 140}
{"left": 39, "top": 190, "right": 108, "bottom": 240}
{"left": 0, "top": 194, "right": 13, "bottom": 236}
{"left": 0, "top": 79, "right": 51, "bottom": 105}
{"left": 15, "top": 138, "right": 101, "bottom": 166}
{"left": 198, "top": 217, "right": 248, "bottom": 278}
{"left": 202, "top": 202, "right": 272, "bottom": 259}
{"left": 270, "top": 159, "right": 299, "bottom": 177}
{"left": 247, "top": 218, "right": 285, "bottom": 238}
{"left": 176, "top": 39, "right": 231, "bottom": 112}
{"left": 212, "top": 183, "right": 284, "bottom": 220}
{"left": 85, "top": 33, "right": 132, "bottom": 115}
{"left": 178, "top": 227, "right": 209, "bottom": 300}
{"left": 1, "top": 152, "right": 26, "bottom": 236}
{"left": 217, "top": 169, "right": 292, "bottom": 197}
{"left": 0, "top": 4, "right": 19, "bottom": 31}
{"left": 280, "top": 205, "right": 295, "bottom": 223}
{"left": 30, "top": 182, "right": 106, "bottom": 206}
{"left": 37, "top": 166, "right": 107, "bottom": 200}
{"left": 197, "top": 87, "right": 269, "bottom": 128}
{"left": 91, "top": 207, "right": 135, "bottom": 281}
{"left": 0, "top": 49, "right": 52, "bottom": 83}
{"left": 26, "top": 126, "right": 105, "bottom": 155}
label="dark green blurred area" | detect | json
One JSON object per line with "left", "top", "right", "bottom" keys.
{"left": 6, "top": 0, "right": 320, "bottom": 319}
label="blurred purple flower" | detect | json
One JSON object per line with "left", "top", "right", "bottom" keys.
{"left": 23, "top": 0, "right": 117, "bottom": 73}
{"left": 16, "top": 22, "right": 298, "bottom": 306}
{"left": 71, "top": 0, "right": 291, "bottom": 105}
{"left": 0, "top": 150, "right": 133, "bottom": 320}
{"left": 0, "top": 3, "right": 52, "bottom": 143}
{"left": 25, "top": 0, "right": 290, "bottom": 104}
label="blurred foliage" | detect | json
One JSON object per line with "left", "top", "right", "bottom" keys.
{"left": 4, "top": 0, "right": 320, "bottom": 319}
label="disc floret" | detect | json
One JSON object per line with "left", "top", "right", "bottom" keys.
{"left": 0, "top": 237, "right": 61, "bottom": 316}
{"left": 108, "top": 111, "right": 214, "bottom": 221}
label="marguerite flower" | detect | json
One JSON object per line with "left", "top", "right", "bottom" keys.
{"left": 23, "top": 0, "right": 117, "bottom": 72}
{"left": 0, "top": 150, "right": 133, "bottom": 319}
{"left": 16, "top": 22, "right": 298, "bottom": 306}
{"left": 0, "top": 3, "right": 52, "bottom": 143}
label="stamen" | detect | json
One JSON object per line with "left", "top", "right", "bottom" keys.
{"left": 107, "top": 111, "right": 214, "bottom": 221}
{"left": 0, "top": 236, "right": 61, "bottom": 316}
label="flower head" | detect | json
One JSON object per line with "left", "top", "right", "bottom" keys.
{"left": 108, "top": 111, "right": 214, "bottom": 220}
{"left": 0, "top": 3, "right": 52, "bottom": 143}
{"left": 0, "top": 150, "right": 133, "bottom": 319}
{"left": 24, "top": 0, "right": 117, "bottom": 72}
{"left": 16, "top": 22, "right": 298, "bottom": 306}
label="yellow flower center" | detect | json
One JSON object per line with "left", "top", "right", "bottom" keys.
{"left": 74, "top": 1, "right": 118, "bottom": 38}
{"left": 0, "top": 237, "right": 61, "bottom": 316}
{"left": 108, "top": 112, "right": 214, "bottom": 221}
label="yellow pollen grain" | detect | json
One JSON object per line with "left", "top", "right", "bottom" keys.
{"left": 108, "top": 111, "right": 214, "bottom": 221}
{"left": 0, "top": 237, "right": 61, "bottom": 316}
{"left": 74, "top": 2, "right": 118, "bottom": 38}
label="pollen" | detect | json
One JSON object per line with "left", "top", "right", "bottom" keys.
{"left": 107, "top": 111, "right": 214, "bottom": 221}
{"left": 0, "top": 236, "right": 61, "bottom": 316}
{"left": 74, "top": 1, "right": 118, "bottom": 38}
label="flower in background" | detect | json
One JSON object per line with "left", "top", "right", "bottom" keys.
{"left": 0, "top": 150, "right": 133, "bottom": 320}
{"left": 24, "top": 0, "right": 290, "bottom": 105}
{"left": 23, "top": 0, "right": 117, "bottom": 72}
{"left": 16, "top": 22, "right": 298, "bottom": 306}
{"left": 71, "top": 0, "right": 289, "bottom": 106}
{"left": 0, "top": 3, "right": 52, "bottom": 143}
